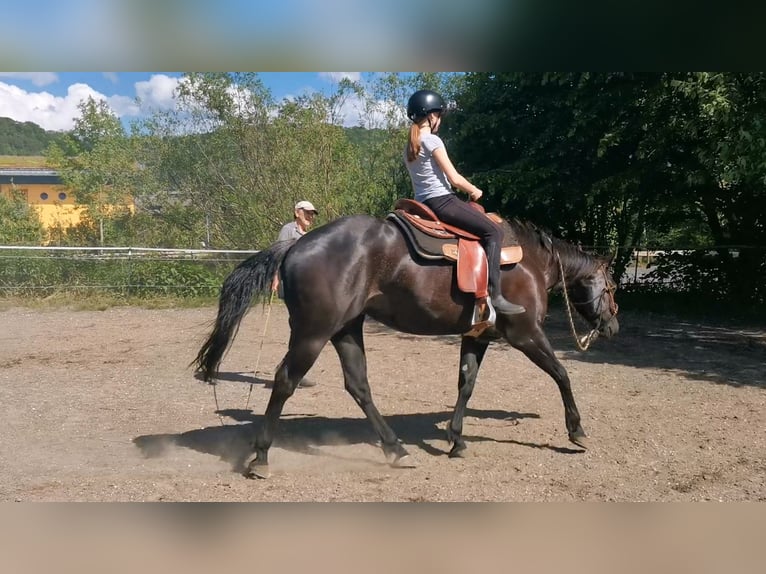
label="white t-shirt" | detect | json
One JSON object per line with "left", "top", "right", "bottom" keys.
{"left": 404, "top": 133, "right": 453, "bottom": 202}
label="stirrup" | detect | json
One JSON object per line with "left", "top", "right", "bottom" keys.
{"left": 464, "top": 298, "right": 496, "bottom": 338}
{"left": 474, "top": 297, "right": 496, "bottom": 327}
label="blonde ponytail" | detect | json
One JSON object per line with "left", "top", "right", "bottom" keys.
{"left": 406, "top": 122, "right": 421, "bottom": 163}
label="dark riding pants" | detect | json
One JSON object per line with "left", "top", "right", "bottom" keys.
{"left": 423, "top": 194, "right": 505, "bottom": 293}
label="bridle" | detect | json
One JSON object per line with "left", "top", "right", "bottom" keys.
{"left": 569, "top": 264, "right": 619, "bottom": 316}
{"left": 556, "top": 253, "right": 619, "bottom": 351}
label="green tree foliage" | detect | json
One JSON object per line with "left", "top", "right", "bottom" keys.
{"left": 131, "top": 72, "right": 460, "bottom": 249}
{"left": 47, "top": 97, "right": 141, "bottom": 245}
{"left": 4, "top": 72, "right": 764, "bottom": 310}
{"left": 0, "top": 188, "right": 44, "bottom": 244}
{"left": 448, "top": 73, "right": 765, "bottom": 303}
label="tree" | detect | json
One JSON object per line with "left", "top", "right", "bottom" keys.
{"left": 448, "top": 73, "right": 766, "bottom": 302}
{"left": 0, "top": 188, "right": 44, "bottom": 244}
{"left": 132, "top": 72, "right": 464, "bottom": 249}
{"left": 47, "top": 97, "right": 139, "bottom": 245}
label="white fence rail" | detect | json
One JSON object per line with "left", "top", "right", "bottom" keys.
{"left": 1, "top": 244, "right": 760, "bottom": 297}
{"left": 0, "top": 245, "right": 260, "bottom": 297}
{"left": 0, "top": 245, "right": 259, "bottom": 257}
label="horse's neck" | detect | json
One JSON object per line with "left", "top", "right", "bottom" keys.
{"left": 550, "top": 238, "right": 596, "bottom": 287}
{"left": 506, "top": 220, "right": 595, "bottom": 289}
{"left": 507, "top": 221, "right": 560, "bottom": 289}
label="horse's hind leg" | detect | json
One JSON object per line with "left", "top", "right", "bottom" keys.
{"left": 246, "top": 334, "right": 326, "bottom": 479}
{"left": 511, "top": 327, "right": 587, "bottom": 448}
{"left": 330, "top": 316, "right": 413, "bottom": 468}
{"left": 447, "top": 336, "right": 490, "bottom": 458}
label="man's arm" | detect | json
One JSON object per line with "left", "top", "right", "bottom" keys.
{"left": 273, "top": 223, "right": 293, "bottom": 291}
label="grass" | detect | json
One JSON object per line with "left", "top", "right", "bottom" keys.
{"left": 0, "top": 294, "right": 222, "bottom": 312}
{"left": 0, "top": 156, "right": 48, "bottom": 168}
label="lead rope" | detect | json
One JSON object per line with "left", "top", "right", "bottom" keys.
{"left": 245, "top": 288, "right": 275, "bottom": 410}
{"left": 210, "top": 289, "right": 276, "bottom": 426}
{"left": 211, "top": 383, "right": 226, "bottom": 426}
{"left": 556, "top": 252, "right": 598, "bottom": 352}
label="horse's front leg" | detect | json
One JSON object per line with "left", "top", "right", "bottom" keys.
{"left": 447, "top": 336, "right": 490, "bottom": 458}
{"left": 510, "top": 325, "right": 587, "bottom": 448}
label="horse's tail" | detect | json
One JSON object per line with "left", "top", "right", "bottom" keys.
{"left": 193, "top": 240, "right": 295, "bottom": 382}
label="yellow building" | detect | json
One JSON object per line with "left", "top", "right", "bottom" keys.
{"left": 0, "top": 168, "right": 134, "bottom": 231}
{"left": 0, "top": 168, "right": 84, "bottom": 229}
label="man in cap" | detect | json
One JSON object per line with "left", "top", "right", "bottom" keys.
{"left": 277, "top": 200, "right": 318, "bottom": 241}
{"left": 272, "top": 200, "right": 319, "bottom": 388}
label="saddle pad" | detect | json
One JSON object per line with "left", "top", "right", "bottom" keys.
{"left": 387, "top": 212, "right": 455, "bottom": 259}
{"left": 387, "top": 212, "right": 523, "bottom": 265}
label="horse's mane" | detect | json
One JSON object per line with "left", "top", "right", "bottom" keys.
{"left": 505, "top": 218, "right": 603, "bottom": 280}
{"left": 505, "top": 219, "right": 552, "bottom": 252}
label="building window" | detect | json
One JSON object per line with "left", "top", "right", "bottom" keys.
{"left": 40, "top": 192, "right": 49, "bottom": 200}
{"left": 58, "top": 192, "right": 67, "bottom": 200}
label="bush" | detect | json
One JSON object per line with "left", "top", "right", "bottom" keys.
{"left": 127, "top": 260, "right": 224, "bottom": 297}
{"left": 619, "top": 248, "right": 766, "bottom": 319}
{"left": 0, "top": 251, "right": 234, "bottom": 300}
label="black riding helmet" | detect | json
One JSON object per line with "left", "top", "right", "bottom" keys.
{"left": 407, "top": 90, "right": 446, "bottom": 121}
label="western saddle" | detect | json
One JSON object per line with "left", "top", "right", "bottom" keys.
{"left": 386, "top": 198, "right": 523, "bottom": 337}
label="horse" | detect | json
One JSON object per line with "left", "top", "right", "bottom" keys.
{"left": 194, "top": 210, "right": 620, "bottom": 478}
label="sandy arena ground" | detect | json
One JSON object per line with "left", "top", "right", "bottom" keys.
{"left": 1, "top": 303, "right": 764, "bottom": 501}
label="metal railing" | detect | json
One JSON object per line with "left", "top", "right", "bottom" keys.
{"left": 0, "top": 245, "right": 259, "bottom": 298}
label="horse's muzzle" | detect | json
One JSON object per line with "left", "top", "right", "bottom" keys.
{"left": 599, "top": 316, "right": 619, "bottom": 338}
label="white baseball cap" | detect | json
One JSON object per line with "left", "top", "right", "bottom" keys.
{"left": 294, "top": 200, "right": 318, "bottom": 213}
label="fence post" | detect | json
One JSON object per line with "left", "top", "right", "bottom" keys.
{"left": 127, "top": 247, "right": 132, "bottom": 298}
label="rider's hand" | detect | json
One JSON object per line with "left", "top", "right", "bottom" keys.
{"left": 470, "top": 188, "right": 483, "bottom": 201}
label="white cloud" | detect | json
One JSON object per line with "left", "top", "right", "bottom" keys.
{"left": 102, "top": 72, "right": 119, "bottom": 84}
{"left": 0, "top": 73, "right": 182, "bottom": 132}
{"left": 332, "top": 92, "right": 404, "bottom": 129}
{"left": 0, "top": 81, "right": 107, "bottom": 131}
{"left": 0, "top": 72, "right": 59, "bottom": 87}
{"left": 134, "top": 74, "right": 180, "bottom": 109}
{"left": 0, "top": 72, "right": 400, "bottom": 132}
{"left": 107, "top": 74, "right": 181, "bottom": 120}
{"left": 105, "top": 94, "right": 141, "bottom": 119}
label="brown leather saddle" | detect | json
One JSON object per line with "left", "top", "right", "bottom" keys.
{"left": 386, "top": 198, "right": 523, "bottom": 336}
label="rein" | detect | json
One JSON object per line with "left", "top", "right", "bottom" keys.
{"left": 555, "top": 251, "right": 602, "bottom": 352}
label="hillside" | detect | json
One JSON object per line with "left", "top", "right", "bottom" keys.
{"left": 0, "top": 117, "right": 65, "bottom": 156}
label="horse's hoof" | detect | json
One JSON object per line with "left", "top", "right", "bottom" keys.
{"left": 448, "top": 445, "right": 467, "bottom": 458}
{"left": 245, "top": 460, "right": 270, "bottom": 479}
{"left": 390, "top": 454, "right": 417, "bottom": 469}
{"left": 568, "top": 431, "right": 589, "bottom": 450}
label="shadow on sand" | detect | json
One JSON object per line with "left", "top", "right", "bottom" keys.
{"left": 132, "top": 407, "right": 580, "bottom": 476}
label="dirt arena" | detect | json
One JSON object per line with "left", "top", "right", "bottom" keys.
{"left": 1, "top": 303, "right": 764, "bottom": 501}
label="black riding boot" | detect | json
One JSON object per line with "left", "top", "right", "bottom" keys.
{"left": 486, "top": 242, "right": 525, "bottom": 316}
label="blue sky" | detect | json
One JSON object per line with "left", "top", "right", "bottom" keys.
{"left": 0, "top": 72, "right": 369, "bottom": 132}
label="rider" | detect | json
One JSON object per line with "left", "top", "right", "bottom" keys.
{"left": 403, "top": 89, "right": 525, "bottom": 316}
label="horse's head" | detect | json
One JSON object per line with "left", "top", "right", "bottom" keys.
{"left": 568, "top": 257, "right": 620, "bottom": 339}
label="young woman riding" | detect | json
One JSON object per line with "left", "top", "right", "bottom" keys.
{"left": 403, "top": 89, "right": 525, "bottom": 316}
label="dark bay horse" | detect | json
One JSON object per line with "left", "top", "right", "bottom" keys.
{"left": 194, "top": 213, "right": 619, "bottom": 478}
